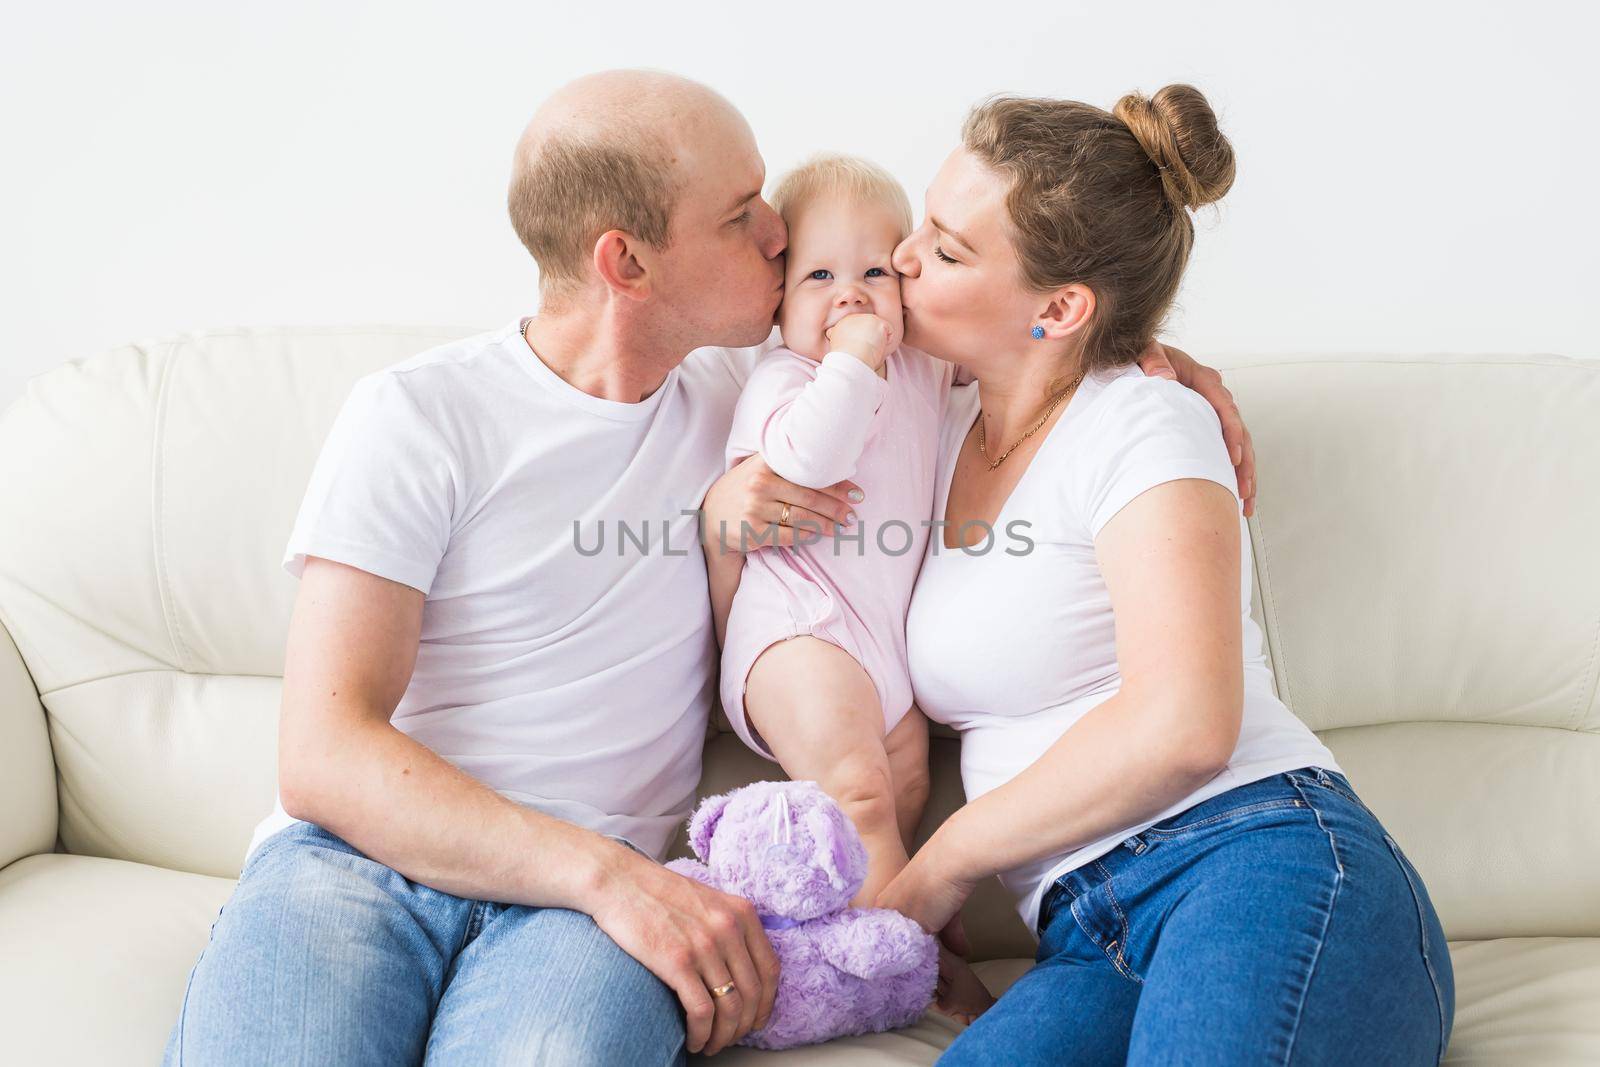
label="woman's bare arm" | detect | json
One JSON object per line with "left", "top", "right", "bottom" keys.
{"left": 917, "top": 477, "right": 1245, "bottom": 886}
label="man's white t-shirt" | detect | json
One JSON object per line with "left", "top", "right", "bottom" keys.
{"left": 906, "top": 362, "right": 1342, "bottom": 934}
{"left": 246, "top": 319, "right": 765, "bottom": 863}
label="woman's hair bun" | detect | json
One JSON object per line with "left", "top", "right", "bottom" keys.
{"left": 1113, "top": 84, "right": 1236, "bottom": 210}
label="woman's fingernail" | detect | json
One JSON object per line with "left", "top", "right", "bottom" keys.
{"left": 846, "top": 512, "right": 857, "bottom": 525}
{"left": 848, "top": 489, "right": 865, "bottom": 503}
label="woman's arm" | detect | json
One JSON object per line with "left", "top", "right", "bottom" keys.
{"left": 878, "top": 477, "right": 1244, "bottom": 927}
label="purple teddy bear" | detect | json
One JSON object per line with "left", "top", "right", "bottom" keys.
{"left": 665, "top": 780, "right": 939, "bottom": 1051}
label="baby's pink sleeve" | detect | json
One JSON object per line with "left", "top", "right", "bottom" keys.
{"left": 727, "top": 350, "right": 888, "bottom": 489}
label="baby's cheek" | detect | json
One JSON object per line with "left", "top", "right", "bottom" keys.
{"left": 881, "top": 282, "right": 907, "bottom": 335}
{"left": 777, "top": 291, "right": 825, "bottom": 357}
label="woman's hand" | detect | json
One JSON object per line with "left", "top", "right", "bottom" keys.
{"left": 876, "top": 841, "right": 995, "bottom": 1021}
{"left": 1136, "top": 341, "right": 1257, "bottom": 517}
{"left": 873, "top": 841, "right": 978, "bottom": 939}
{"left": 701, "top": 454, "right": 863, "bottom": 553}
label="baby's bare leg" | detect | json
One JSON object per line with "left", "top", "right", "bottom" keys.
{"left": 883, "top": 710, "right": 994, "bottom": 1021}
{"left": 884, "top": 705, "right": 931, "bottom": 851}
{"left": 744, "top": 636, "right": 907, "bottom": 908}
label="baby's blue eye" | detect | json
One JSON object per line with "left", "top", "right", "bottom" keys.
{"left": 866, "top": 267, "right": 888, "bottom": 278}
{"left": 809, "top": 269, "right": 832, "bottom": 281}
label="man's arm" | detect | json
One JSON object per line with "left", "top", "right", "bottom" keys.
{"left": 276, "top": 556, "right": 779, "bottom": 1056}
{"left": 277, "top": 556, "right": 607, "bottom": 905}
{"left": 704, "top": 539, "right": 744, "bottom": 649}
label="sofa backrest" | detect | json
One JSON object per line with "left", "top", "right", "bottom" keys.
{"left": 0, "top": 331, "right": 1594, "bottom": 958}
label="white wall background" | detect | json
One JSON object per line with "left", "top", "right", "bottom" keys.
{"left": 3, "top": 1, "right": 1595, "bottom": 409}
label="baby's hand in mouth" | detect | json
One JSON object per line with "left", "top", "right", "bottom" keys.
{"left": 824, "top": 313, "right": 893, "bottom": 370}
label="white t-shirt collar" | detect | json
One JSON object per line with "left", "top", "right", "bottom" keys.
{"left": 508, "top": 317, "right": 676, "bottom": 423}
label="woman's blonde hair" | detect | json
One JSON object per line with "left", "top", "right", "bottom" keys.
{"left": 769, "top": 153, "right": 913, "bottom": 236}
{"left": 962, "top": 84, "right": 1236, "bottom": 373}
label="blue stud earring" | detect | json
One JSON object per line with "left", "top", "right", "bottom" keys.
{"left": 1031, "top": 325, "right": 1046, "bottom": 340}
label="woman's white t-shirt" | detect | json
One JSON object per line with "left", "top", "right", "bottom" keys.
{"left": 905, "top": 362, "right": 1341, "bottom": 934}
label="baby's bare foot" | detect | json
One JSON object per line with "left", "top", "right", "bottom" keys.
{"left": 933, "top": 944, "right": 995, "bottom": 1026}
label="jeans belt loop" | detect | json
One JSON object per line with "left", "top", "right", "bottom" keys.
{"left": 1121, "top": 832, "right": 1148, "bottom": 855}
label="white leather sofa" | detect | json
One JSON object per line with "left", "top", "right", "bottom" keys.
{"left": 1, "top": 328, "right": 1596, "bottom": 1065}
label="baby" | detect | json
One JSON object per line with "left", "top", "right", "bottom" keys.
{"left": 709, "top": 154, "right": 992, "bottom": 1022}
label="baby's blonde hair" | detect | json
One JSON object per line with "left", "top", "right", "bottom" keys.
{"left": 769, "top": 153, "right": 913, "bottom": 237}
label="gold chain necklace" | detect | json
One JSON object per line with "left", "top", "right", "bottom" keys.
{"left": 976, "top": 372, "right": 1085, "bottom": 471}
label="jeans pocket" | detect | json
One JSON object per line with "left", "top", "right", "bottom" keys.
{"left": 1383, "top": 833, "right": 1452, "bottom": 1062}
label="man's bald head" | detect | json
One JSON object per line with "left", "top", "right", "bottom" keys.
{"left": 516, "top": 69, "right": 743, "bottom": 157}
{"left": 508, "top": 70, "right": 752, "bottom": 310}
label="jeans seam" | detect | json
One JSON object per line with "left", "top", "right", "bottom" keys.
{"left": 1293, "top": 770, "right": 1383, "bottom": 824}
{"left": 1384, "top": 833, "right": 1449, "bottom": 1063}
{"left": 1140, "top": 797, "right": 1306, "bottom": 838}
{"left": 169, "top": 946, "right": 205, "bottom": 1065}
{"left": 456, "top": 899, "right": 493, "bottom": 958}
{"left": 1093, "top": 860, "right": 1141, "bottom": 984}
{"left": 1280, "top": 776, "right": 1345, "bottom": 1067}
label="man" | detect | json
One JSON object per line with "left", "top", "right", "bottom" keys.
{"left": 162, "top": 69, "right": 1255, "bottom": 1064}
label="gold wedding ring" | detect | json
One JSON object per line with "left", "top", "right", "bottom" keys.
{"left": 710, "top": 980, "right": 738, "bottom": 999}
{"left": 778, "top": 502, "right": 791, "bottom": 526}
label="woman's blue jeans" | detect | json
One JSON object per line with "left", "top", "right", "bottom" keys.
{"left": 161, "top": 820, "right": 686, "bottom": 1066}
{"left": 939, "top": 766, "right": 1455, "bottom": 1066}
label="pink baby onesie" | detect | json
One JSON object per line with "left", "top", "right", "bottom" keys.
{"left": 719, "top": 343, "right": 952, "bottom": 760}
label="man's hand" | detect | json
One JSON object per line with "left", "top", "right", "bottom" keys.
{"left": 701, "top": 454, "right": 863, "bottom": 554}
{"left": 824, "top": 313, "right": 894, "bottom": 370}
{"left": 1136, "top": 341, "right": 1257, "bottom": 517}
{"left": 590, "top": 849, "right": 780, "bottom": 1056}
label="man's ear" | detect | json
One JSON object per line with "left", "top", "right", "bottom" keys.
{"left": 1036, "top": 283, "right": 1095, "bottom": 341}
{"left": 687, "top": 791, "right": 733, "bottom": 861}
{"left": 591, "top": 229, "right": 652, "bottom": 300}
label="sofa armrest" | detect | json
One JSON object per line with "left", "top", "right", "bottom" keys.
{"left": 0, "top": 617, "right": 56, "bottom": 869}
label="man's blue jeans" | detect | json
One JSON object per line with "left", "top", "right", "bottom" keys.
{"left": 161, "top": 820, "right": 686, "bottom": 1065}
{"left": 939, "top": 766, "right": 1455, "bottom": 1066}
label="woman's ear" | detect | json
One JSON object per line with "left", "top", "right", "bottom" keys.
{"left": 687, "top": 791, "right": 733, "bottom": 861}
{"left": 1036, "top": 283, "right": 1096, "bottom": 340}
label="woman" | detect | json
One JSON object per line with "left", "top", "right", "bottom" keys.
{"left": 864, "top": 86, "right": 1456, "bottom": 1064}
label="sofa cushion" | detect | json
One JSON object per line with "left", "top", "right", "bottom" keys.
{"left": 3, "top": 852, "right": 1597, "bottom": 1064}
{"left": 1441, "top": 938, "right": 1600, "bottom": 1065}
{"left": 0, "top": 854, "right": 235, "bottom": 1066}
